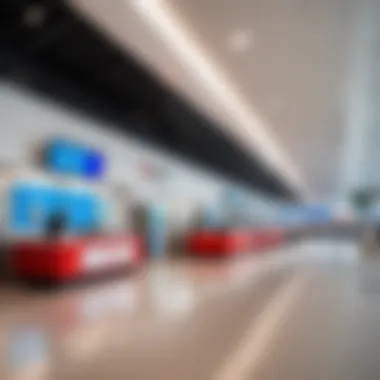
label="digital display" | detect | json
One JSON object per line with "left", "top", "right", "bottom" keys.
{"left": 44, "top": 138, "right": 105, "bottom": 179}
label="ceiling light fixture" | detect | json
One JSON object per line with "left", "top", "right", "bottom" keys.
{"left": 131, "top": 0, "right": 306, "bottom": 195}
{"left": 23, "top": 5, "right": 46, "bottom": 28}
{"left": 227, "top": 29, "right": 254, "bottom": 52}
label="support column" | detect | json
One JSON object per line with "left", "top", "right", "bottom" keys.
{"left": 340, "top": 0, "right": 378, "bottom": 195}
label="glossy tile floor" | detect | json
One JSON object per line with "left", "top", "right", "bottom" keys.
{"left": 1, "top": 240, "right": 379, "bottom": 380}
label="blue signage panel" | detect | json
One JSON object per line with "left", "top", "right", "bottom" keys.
{"left": 8, "top": 183, "right": 101, "bottom": 235}
{"left": 278, "top": 204, "right": 332, "bottom": 225}
{"left": 44, "top": 138, "right": 105, "bottom": 179}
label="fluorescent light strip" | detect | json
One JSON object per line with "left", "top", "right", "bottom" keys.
{"left": 132, "top": 0, "right": 306, "bottom": 194}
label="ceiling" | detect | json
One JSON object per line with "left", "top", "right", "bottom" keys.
{"left": 67, "top": 0, "right": 306, "bottom": 195}
{"left": 167, "top": 0, "right": 355, "bottom": 196}
{"left": 0, "top": 0, "right": 299, "bottom": 199}
{"left": 67, "top": 0, "right": 357, "bottom": 198}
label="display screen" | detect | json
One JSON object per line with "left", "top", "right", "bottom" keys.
{"left": 44, "top": 138, "right": 105, "bottom": 179}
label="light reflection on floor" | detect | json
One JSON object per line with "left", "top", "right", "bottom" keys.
{"left": 0, "top": 240, "right": 371, "bottom": 380}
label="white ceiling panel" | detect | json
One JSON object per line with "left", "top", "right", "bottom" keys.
{"left": 69, "top": 0, "right": 361, "bottom": 198}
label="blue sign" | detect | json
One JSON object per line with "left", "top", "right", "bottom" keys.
{"left": 44, "top": 138, "right": 105, "bottom": 179}
{"left": 8, "top": 183, "right": 101, "bottom": 235}
{"left": 278, "top": 204, "right": 332, "bottom": 225}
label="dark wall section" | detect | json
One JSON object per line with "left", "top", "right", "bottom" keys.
{"left": 0, "top": 0, "right": 296, "bottom": 200}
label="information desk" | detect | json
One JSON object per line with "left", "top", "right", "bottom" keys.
{"left": 187, "top": 229, "right": 252, "bottom": 257}
{"left": 187, "top": 229, "right": 285, "bottom": 257}
{"left": 10, "top": 235, "right": 143, "bottom": 284}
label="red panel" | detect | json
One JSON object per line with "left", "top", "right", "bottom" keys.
{"left": 11, "top": 235, "right": 143, "bottom": 282}
{"left": 187, "top": 229, "right": 252, "bottom": 257}
{"left": 187, "top": 228, "right": 287, "bottom": 258}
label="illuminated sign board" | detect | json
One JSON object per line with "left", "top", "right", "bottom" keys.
{"left": 43, "top": 138, "right": 105, "bottom": 179}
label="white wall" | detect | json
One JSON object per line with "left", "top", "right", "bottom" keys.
{"left": 0, "top": 80, "right": 229, "bottom": 198}
{"left": 0, "top": 80, "right": 283, "bottom": 238}
{"left": 0, "top": 80, "right": 236, "bottom": 235}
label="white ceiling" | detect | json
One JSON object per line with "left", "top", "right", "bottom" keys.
{"left": 69, "top": 0, "right": 359, "bottom": 199}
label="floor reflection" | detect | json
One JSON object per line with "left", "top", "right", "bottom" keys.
{"left": 0, "top": 241, "right": 373, "bottom": 380}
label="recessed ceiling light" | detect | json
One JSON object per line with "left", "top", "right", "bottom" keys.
{"left": 23, "top": 5, "right": 46, "bottom": 28}
{"left": 132, "top": 1, "right": 305, "bottom": 192}
{"left": 227, "top": 29, "right": 254, "bottom": 52}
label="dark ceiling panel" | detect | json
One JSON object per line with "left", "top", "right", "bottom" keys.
{"left": 0, "top": 0, "right": 296, "bottom": 199}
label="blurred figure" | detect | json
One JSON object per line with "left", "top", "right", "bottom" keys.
{"left": 45, "top": 210, "right": 67, "bottom": 240}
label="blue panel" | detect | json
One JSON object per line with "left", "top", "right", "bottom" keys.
{"left": 83, "top": 194, "right": 99, "bottom": 230}
{"left": 9, "top": 184, "right": 52, "bottom": 234}
{"left": 83, "top": 150, "right": 105, "bottom": 179}
{"left": 44, "top": 138, "right": 105, "bottom": 179}
{"left": 61, "top": 191, "right": 100, "bottom": 233}
{"left": 67, "top": 193, "right": 86, "bottom": 231}
{"left": 9, "top": 183, "right": 102, "bottom": 235}
{"left": 45, "top": 139, "right": 83, "bottom": 174}
{"left": 9, "top": 185, "right": 33, "bottom": 233}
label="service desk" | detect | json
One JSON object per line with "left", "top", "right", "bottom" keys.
{"left": 187, "top": 229, "right": 252, "bottom": 257}
{"left": 187, "top": 228, "right": 286, "bottom": 258}
{"left": 10, "top": 235, "right": 143, "bottom": 284}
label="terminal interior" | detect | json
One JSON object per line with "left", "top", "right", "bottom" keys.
{"left": 0, "top": 1, "right": 380, "bottom": 379}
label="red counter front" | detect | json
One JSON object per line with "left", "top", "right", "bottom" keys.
{"left": 11, "top": 235, "right": 143, "bottom": 283}
{"left": 187, "top": 229, "right": 252, "bottom": 257}
{"left": 187, "top": 228, "right": 286, "bottom": 258}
